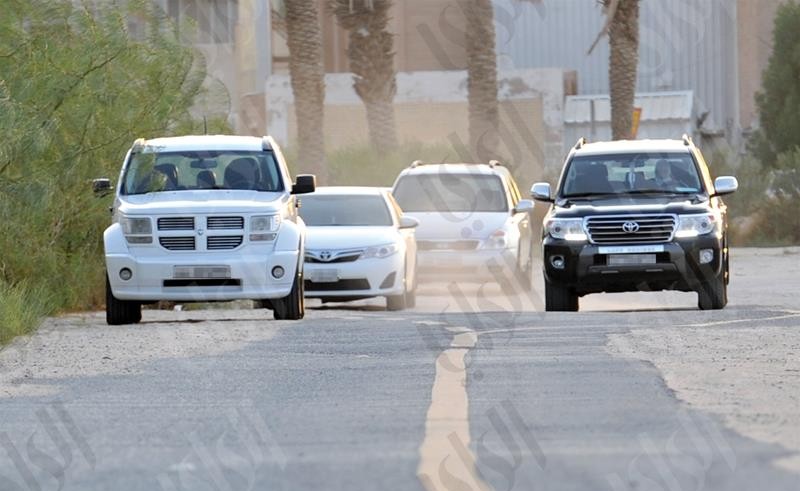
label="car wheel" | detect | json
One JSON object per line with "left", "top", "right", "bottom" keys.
{"left": 106, "top": 276, "right": 142, "bottom": 325}
{"left": 544, "top": 279, "right": 578, "bottom": 312}
{"left": 697, "top": 271, "right": 727, "bottom": 310}
{"left": 273, "top": 264, "right": 305, "bottom": 320}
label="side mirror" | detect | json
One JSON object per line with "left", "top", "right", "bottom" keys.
{"left": 92, "top": 178, "right": 114, "bottom": 196}
{"left": 513, "top": 199, "right": 535, "bottom": 214}
{"left": 291, "top": 174, "right": 316, "bottom": 195}
{"left": 712, "top": 176, "right": 738, "bottom": 197}
{"left": 399, "top": 216, "right": 420, "bottom": 229}
{"left": 530, "top": 182, "right": 553, "bottom": 202}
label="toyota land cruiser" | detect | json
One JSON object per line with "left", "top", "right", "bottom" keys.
{"left": 531, "top": 136, "right": 738, "bottom": 312}
{"left": 94, "top": 135, "right": 315, "bottom": 324}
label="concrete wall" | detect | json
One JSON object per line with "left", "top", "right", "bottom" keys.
{"left": 265, "top": 68, "right": 569, "bottom": 181}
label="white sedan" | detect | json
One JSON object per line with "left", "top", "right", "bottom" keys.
{"left": 299, "top": 187, "right": 419, "bottom": 310}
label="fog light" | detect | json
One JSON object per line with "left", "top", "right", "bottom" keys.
{"left": 119, "top": 268, "right": 133, "bottom": 281}
{"left": 271, "top": 266, "right": 285, "bottom": 279}
{"left": 699, "top": 249, "right": 714, "bottom": 265}
{"left": 550, "top": 255, "right": 566, "bottom": 270}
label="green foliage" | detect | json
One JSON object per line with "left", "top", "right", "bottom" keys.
{"left": 751, "top": 1, "right": 800, "bottom": 167}
{"left": 0, "top": 0, "right": 216, "bottom": 343}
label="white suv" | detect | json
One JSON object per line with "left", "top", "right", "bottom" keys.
{"left": 94, "top": 135, "right": 315, "bottom": 324}
{"left": 391, "top": 161, "right": 535, "bottom": 289}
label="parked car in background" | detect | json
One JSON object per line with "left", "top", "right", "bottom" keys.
{"left": 299, "top": 187, "right": 419, "bottom": 310}
{"left": 531, "top": 136, "right": 738, "bottom": 312}
{"left": 391, "top": 161, "right": 535, "bottom": 290}
{"left": 95, "top": 135, "right": 315, "bottom": 324}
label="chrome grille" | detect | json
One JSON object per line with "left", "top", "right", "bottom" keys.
{"left": 586, "top": 215, "right": 676, "bottom": 244}
{"left": 207, "top": 236, "right": 243, "bottom": 250}
{"left": 159, "top": 236, "right": 195, "bottom": 251}
{"left": 207, "top": 216, "right": 244, "bottom": 230}
{"left": 158, "top": 217, "right": 194, "bottom": 231}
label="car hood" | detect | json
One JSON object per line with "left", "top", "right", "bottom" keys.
{"left": 402, "top": 211, "right": 509, "bottom": 241}
{"left": 305, "top": 226, "right": 400, "bottom": 250}
{"left": 117, "top": 191, "right": 288, "bottom": 215}
{"left": 551, "top": 195, "right": 712, "bottom": 218}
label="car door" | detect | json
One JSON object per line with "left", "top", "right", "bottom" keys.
{"left": 386, "top": 192, "right": 417, "bottom": 288}
{"left": 506, "top": 176, "right": 532, "bottom": 266}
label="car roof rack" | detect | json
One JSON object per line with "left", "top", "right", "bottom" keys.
{"left": 410, "top": 160, "right": 424, "bottom": 168}
{"left": 488, "top": 160, "right": 502, "bottom": 167}
{"left": 262, "top": 136, "right": 273, "bottom": 151}
{"left": 682, "top": 134, "right": 693, "bottom": 146}
{"left": 574, "top": 137, "right": 587, "bottom": 150}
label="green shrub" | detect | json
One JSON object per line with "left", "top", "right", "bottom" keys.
{"left": 0, "top": 281, "right": 54, "bottom": 345}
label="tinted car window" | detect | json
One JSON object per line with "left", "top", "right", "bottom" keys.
{"left": 393, "top": 174, "right": 508, "bottom": 212}
{"left": 561, "top": 152, "right": 703, "bottom": 197}
{"left": 122, "top": 150, "right": 283, "bottom": 195}
{"left": 299, "top": 195, "right": 393, "bottom": 226}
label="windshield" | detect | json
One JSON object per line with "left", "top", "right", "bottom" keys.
{"left": 299, "top": 195, "right": 393, "bottom": 226}
{"left": 121, "top": 150, "right": 283, "bottom": 195}
{"left": 393, "top": 174, "right": 508, "bottom": 213}
{"left": 561, "top": 152, "right": 704, "bottom": 198}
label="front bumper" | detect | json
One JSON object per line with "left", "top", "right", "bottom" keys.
{"left": 106, "top": 251, "right": 299, "bottom": 302}
{"left": 303, "top": 254, "right": 405, "bottom": 299}
{"left": 416, "top": 249, "right": 517, "bottom": 281}
{"left": 542, "top": 235, "right": 724, "bottom": 294}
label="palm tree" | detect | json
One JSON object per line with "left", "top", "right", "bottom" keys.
{"left": 464, "top": 0, "right": 500, "bottom": 159}
{"left": 328, "top": 0, "right": 397, "bottom": 153}
{"left": 589, "top": 0, "right": 641, "bottom": 140}
{"left": 285, "top": 0, "right": 327, "bottom": 179}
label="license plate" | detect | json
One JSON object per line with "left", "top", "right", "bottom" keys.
{"left": 608, "top": 254, "right": 657, "bottom": 266}
{"left": 173, "top": 266, "right": 231, "bottom": 279}
{"left": 309, "top": 269, "right": 339, "bottom": 283}
{"left": 598, "top": 245, "right": 665, "bottom": 254}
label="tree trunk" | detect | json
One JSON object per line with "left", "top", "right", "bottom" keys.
{"left": 608, "top": 0, "right": 640, "bottom": 140}
{"left": 464, "top": 0, "right": 499, "bottom": 160}
{"left": 329, "top": 0, "right": 397, "bottom": 153}
{"left": 285, "top": 0, "right": 327, "bottom": 180}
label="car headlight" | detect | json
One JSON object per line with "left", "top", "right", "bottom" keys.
{"left": 546, "top": 218, "right": 587, "bottom": 241}
{"left": 120, "top": 216, "right": 153, "bottom": 245}
{"left": 361, "top": 243, "right": 399, "bottom": 259}
{"left": 675, "top": 213, "right": 719, "bottom": 238}
{"left": 251, "top": 215, "right": 281, "bottom": 233}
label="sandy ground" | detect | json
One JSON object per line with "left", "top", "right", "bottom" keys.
{"left": 608, "top": 247, "right": 800, "bottom": 472}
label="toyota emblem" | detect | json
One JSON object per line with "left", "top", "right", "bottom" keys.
{"left": 320, "top": 251, "right": 332, "bottom": 261}
{"left": 622, "top": 221, "right": 640, "bottom": 233}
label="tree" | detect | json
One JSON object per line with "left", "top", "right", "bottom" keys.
{"left": 464, "top": 0, "right": 500, "bottom": 159}
{"left": 751, "top": 1, "right": 800, "bottom": 167}
{"left": 285, "top": 0, "right": 328, "bottom": 180}
{"left": 590, "top": 0, "right": 641, "bottom": 140}
{"left": 328, "top": 0, "right": 398, "bottom": 153}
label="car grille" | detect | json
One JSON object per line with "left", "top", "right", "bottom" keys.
{"left": 304, "top": 279, "right": 371, "bottom": 291}
{"left": 207, "top": 216, "right": 244, "bottom": 230}
{"left": 159, "top": 236, "right": 195, "bottom": 251}
{"left": 417, "top": 240, "right": 479, "bottom": 251}
{"left": 207, "top": 236, "right": 243, "bottom": 250}
{"left": 305, "top": 251, "right": 363, "bottom": 263}
{"left": 158, "top": 217, "right": 194, "bottom": 231}
{"left": 586, "top": 215, "right": 676, "bottom": 244}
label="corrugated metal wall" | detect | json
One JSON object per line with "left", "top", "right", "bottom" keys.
{"left": 494, "top": 0, "right": 739, "bottom": 138}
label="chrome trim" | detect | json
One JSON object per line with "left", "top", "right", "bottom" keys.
{"left": 582, "top": 213, "right": 678, "bottom": 245}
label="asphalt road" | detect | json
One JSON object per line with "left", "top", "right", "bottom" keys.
{"left": 0, "top": 248, "right": 798, "bottom": 490}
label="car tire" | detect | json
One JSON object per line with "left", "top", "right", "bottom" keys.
{"left": 697, "top": 271, "right": 727, "bottom": 310}
{"left": 106, "top": 276, "right": 142, "bottom": 325}
{"left": 545, "top": 279, "right": 579, "bottom": 312}
{"left": 273, "top": 264, "right": 305, "bottom": 320}
{"left": 386, "top": 293, "right": 407, "bottom": 311}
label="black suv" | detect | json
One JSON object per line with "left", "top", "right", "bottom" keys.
{"left": 531, "top": 136, "right": 738, "bottom": 312}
